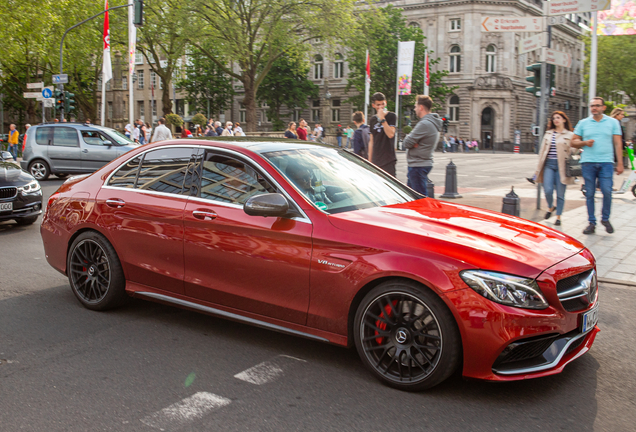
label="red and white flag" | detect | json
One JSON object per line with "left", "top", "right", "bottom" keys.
{"left": 102, "top": 0, "right": 112, "bottom": 82}
{"left": 365, "top": 51, "right": 371, "bottom": 85}
{"left": 424, "top": 50, "right": 430, "bottom": 86}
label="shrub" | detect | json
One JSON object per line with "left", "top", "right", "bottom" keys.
{"left": 165, "top": 113, "right": 184, "bottom": 127}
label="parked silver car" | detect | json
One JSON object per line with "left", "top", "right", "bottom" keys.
{"left": 20, "top": 123, "right": 140, "bottom": 180}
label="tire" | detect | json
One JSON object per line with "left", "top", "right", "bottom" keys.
{"left": 354, "top": 280, "right": 461, "bottom": 391}
{"left": 632, "top": 184, "right": 636, "bottom": 198}
{"left": 28, "top": 160, "right": 50, "bottom": 181}
{"left": 56, "top": 173, "right": 69, "bottom": 179}
{"left": 16, "top": 215, "right": 39, "bottom": 225}
{"left": 67, "top": 231, "right": 127, "bottom": 311}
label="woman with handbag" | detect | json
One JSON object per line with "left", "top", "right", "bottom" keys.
{"left": 532, "top": 111, "right": 576, "bottom": 226}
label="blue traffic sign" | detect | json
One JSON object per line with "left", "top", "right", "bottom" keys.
{"left": 52, "top": 74, "right": 68, "bottom": 84}
{"left": 42, "top": 88, "right": 53, "bottom": 99}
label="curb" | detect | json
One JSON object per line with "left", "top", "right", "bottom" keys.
{"left": 598, "top": 277, "right": 636, "bottom": 288}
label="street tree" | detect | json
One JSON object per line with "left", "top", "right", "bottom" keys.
{"left": 190, "top": 0, "right": 356, "bottom": 132}
{"left": 344, "top": 5, "right": 456, "bottom": 115}
{"left": 256, "top": 53, "right": 319, "bottom": 131}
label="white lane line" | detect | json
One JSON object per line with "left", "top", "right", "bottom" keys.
{"left": 140, "top": 392, "right": 231, "bottom": 430}
{"left": 234, "top": 355, "right": 306, "bottom": 385}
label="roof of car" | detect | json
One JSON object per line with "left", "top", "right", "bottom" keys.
{"left": 181, "top": 136, "right": 334, "bottom": 154}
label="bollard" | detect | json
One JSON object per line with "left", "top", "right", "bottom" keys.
{"left": 501, "top": 186, "right": 521, "bottom": 216}
{"left": 440, "top": 160, "right": 462, "bottom": 198}
{"left": 426, "top": 178, "right": 435, "bottom": 199}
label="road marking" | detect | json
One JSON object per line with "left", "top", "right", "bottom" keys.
{"left": 234, "top": 355, "right": 306, "bottom": 385}
{"left": 140, "top": 392, "right": 231, "bottom": 430}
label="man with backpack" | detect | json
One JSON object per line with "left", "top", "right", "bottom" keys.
{"left": 352, "top": 111, "right": 370, "bottom": 159}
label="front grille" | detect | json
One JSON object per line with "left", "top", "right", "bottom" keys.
{"left": 495, "top": 333, "right": 560, "bottom": 366}
{"left": 0, "top": 187, "right": 17, "bottom": 199}
{"left": 557, "top": 269, "right": 597, "bottom": 312}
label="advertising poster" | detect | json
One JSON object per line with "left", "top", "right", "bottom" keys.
{"left": 597, "top": 0, "right": 636, "bottom": 35}
{"left": 397, "top": 41, "right": 415, "bottom": 96}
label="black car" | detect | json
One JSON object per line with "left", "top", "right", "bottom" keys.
{"left": 0, "top": 151, "right": 43, "bottom": 225}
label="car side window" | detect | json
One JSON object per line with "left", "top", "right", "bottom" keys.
{"left": 81, "top": 130, "right": 111, "bottom": 146}
{"left": 35, "top": 127, "right": 53, "bottom": 145}
{"left": 53, "top": 127, "right": 80, "bottom": 147}
{"left": 199, "top": 152, "right": 276, "bottom": 204}
{"left": 107, "top": 156, "right": 142, "bottom": 188}
{"left": 136, "top": 147, "right": 194, "bottom": 195}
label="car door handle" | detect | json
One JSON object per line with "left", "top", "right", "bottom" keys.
{"left": 82, "top": 149, "right": 88, "bottom": 153}
{"left": 192, "top": 210, "right": 217, "bottom": 221}
{"left": 106, "top": 199, "right": 126, "bottom": 208}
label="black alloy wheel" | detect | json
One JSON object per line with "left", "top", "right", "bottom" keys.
{"left": 354, "top": 281, "right": 461, "bottom": 391}
{"left": 67, "top": 231, "right": 126, "bottom": 311}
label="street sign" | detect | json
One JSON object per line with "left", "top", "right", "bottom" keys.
{"left": 481, "top": 16, "right": 543, "bottom": 32}
{"left": 42, "top": 87, "right": 53, "bottom": 99}
{"left": 23, "top": 92, "right": 41, "bottom": 98}
{"left": 519, "top": 35, "right": 542, "bottom": 55}
{"left": 52, "top": 74, "right": 69, "bottom": 84}
{"left": 548, "top": 0, "right": 611, "bottom": 16}
{"left": 543, "top": 48, "right": 573, "bottom": 68}
{"left": 548, "top": 15, "right": 567, "bottom": 25}
{"left": 43, "top": 99, "right": 54, "bottom": 108}
{"left": 26, "top": 82, "right": 43, "bottom": 89}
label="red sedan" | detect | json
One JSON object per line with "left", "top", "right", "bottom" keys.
{"left": 41, "top": 138, "right": 599, "bottom": 391}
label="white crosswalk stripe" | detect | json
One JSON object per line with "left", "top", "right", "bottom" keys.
{"left": 140, "top": 392, "right": 231, "bottom": 430}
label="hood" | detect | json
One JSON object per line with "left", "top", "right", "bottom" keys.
{"left": 0, "top": 161, "right": 35, "bottom": 187}
{"left": 328, "top": 199, "right": 584, "bottom": 279}
{"left": 422, "top": 113, "right": 443, "bottom": 132}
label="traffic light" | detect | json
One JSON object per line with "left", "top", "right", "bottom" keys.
{"left": 54, "top": 90, "right": 64, "bottom": 111}
{"left": 133, "top": 0, "right": 144, "bottom": 27}
{"left": 548, "top": 64, "right": 556, "bottom": 97}
{"left": 442, "top": 117, "right": 449, "bottom": 133}
{"left": 525, "top": 63, "right": 541, "bottom": 96}
{"left": 64, "top": 91, "right": 76, "bottom": 113}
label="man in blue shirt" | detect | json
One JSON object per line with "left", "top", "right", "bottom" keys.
{"left": 571, "top": 97, "right": 624, "bottom": 234}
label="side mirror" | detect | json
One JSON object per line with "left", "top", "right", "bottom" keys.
{"left": 1, "top": 151, "right": 13, "bottom": 161}
{"left": 244, "top": 193, "right": 290, "bottom": 217}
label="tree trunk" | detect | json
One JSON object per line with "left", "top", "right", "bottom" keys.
{"left": 243, "top": 75, "right": 257, "bottom": 132}
{"left": 161, "top": 79, "right": 173, "bottom": 117}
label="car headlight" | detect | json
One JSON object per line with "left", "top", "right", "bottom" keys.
{"left": 18, "top": 180, "right": 41, "bottom": 195}
{"left": 460, "top": 270, "right": 548, "bottom": 310}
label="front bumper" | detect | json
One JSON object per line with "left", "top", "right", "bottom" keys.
{"left": 0, "top": 190, "right": 43, "bottom": 222}
{"left": 447, "top": 248, "right": 598, "bottom": 381}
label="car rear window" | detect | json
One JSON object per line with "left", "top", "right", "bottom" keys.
{"left": 53, "top": 127, "right": 80, "bottom": 147}
{"left": 35, "top": 127, "right": 53, "bottom": 145}
{"left": 108, "top": 156, "right": 142, "bottom": 188}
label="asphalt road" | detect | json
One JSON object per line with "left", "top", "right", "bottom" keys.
{"left": 1, "top": 175, "right": 635, "bottom": 432}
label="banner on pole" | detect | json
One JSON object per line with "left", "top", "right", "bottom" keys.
{"left": 597, "top": 0, "right": 636, "bottom": 35}
{"left": 397, "top": 41, "right": 415, "bottom": 96}
{"left": 103, "top": 0, "right": 113, "bottom": 82}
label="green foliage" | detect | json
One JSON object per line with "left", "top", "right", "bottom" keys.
{"left": 257, "top": 53, "right": 320, "bottom": 131}
{"left": 582, "top": 34, "right": 636, "bottom": 106}
{"left": 402, "top": 125, "right": 413, "bottom": 135}
{"left": 344, "top": 6, "right": 456, "bottom": 115}
{"left": 190, "top": 113, "right": 207, "bottom": 127}
{"left": 165, "top": 113, "right": 184, "bottom": 127}
{"left": 176, "top": 49, "right": 234, "bottom": 119}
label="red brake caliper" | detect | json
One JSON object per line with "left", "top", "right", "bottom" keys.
{"left": 375, "top": 300, "right": 398, "bottom": 344}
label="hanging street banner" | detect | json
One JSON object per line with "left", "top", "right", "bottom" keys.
{"left": 481, "top": 16, "right": 543, "bottom": 32}
{"left": 597, "top": 0, "right": 636, "bottom": 35}
{"left": 519, "top": 34, "right": 543, "bottom": 54}
{"left": 397, "top": 41, "right": 415, "bottom": 96}
{"left": 548, "top": 0, "right": 612, "bottom": 15}
{"left": 543, "top": 48, "right": 573, "bottom": 67}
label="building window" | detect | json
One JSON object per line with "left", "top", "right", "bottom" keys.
{"left": 108, "top": 102, "right": 113, "bottom": 120}
{"left": 138, "top": 101, "right": 145, "bottom": 120}
{"left": 123, "top": 100, "right": 127, "bottom": 117}
{"left": 312, "top": 109, "right": 320, "bottom": 122}
{"left": 448, "top": 95, "right": 460, "bottom": 121}
{"left": 314, "top": 55, "right": 323, "bottom": 80}
{"left": 290, "top": 109, "right": 300, "bottom": 122}
{"left": 332, "top": 109, "right": 340, "bottom": 122}
{"left": 106, "top": 81, "right": 111, "bottom": 91}
{"left": 450, "top": 46, "right": 461, "bottom": 72}
{"left": 334, "top": 53, "right": 344, "bottom": 79}
{"left": 486, "top": 45, "right": 496, "bottom": 73}
{"left": 152, "top": 100, "right": 157, "bottom": 118}
{"left": 450, "top": 19, "right": 461, "bottom": 31}
{"left": 122, "top": 72, "right": 127, "bottom": 90}
{"left": 176, "top": 99, "right": 184, "bottom": 116}
{"left": 135, "top": 52, "right": 144, "bottom": 64}
{"left": 239, "top": 103, "right": 246, "bottom": 123}
{"left": 137, "top": 70, "right": 144, "bottom": 89}
{"left": 409, "top": 22, "right": 420, "bottom": 29}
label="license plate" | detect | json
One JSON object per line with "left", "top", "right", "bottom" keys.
{"left": 581, "top": 304, "right": 599, "bottom": 333}
{"left": 0, "top": 202, "right": 12, "bottom": 212}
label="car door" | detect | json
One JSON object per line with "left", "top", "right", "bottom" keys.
{"left": 183, "top": 149, "right": 313, "bottom": 325}
{"left": 96, "top": 145, "right": 197, "bottom": 294}
{"left": 80, "top": 130, "right": 120, "bottom": 171}
{"left": 48, "top": 127, "right": 82, "bottom": 172}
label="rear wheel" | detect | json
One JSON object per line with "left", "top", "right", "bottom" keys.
{"left": 67, "top": 231, "right": 127, "bottom": 311}
{"left": 632, "top": 183, "right": 636, "bottom": 198}
{"left": 354, "top": 281, "right": 461, "bottom": 391}
{"left": 28, "top": 160, "right": 50, "bottom": 181}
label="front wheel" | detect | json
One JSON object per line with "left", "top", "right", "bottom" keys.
{"left": 354, "top": 281, "right": 461, "bottom": 391}
{"left": 632, "top": 183, "right": 636, "bottom": 198}
{"left": 67, "top": 231, "right": 127, "bottom": 311}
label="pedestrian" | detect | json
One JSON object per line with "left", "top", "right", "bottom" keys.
{"left": 7, "top": 124, "right": 19, "bottom": 160}
{"left": 449, "top": 135, "right": 456, "bottom": 153}
{"left": 403, "top": 95, "right": 442, "bottom": 196}
{"left": 336, "top": 125, "right": 343, "bottom": 148}
{"left": 221, "top": 121, "right": 234, "bottom": 136}
{"left": 180, "top": 127, "right": 192, "bottom": 138}
{"left": 195, "top": 125, "right": 203, "bottom": 137}
{"left": 346, "top": 124, "right": 354, "bottom": 149}
{"left": 571, "top": 97, "right": 624, "bottom": 234}
{"left": 352, "top": 111, "right": 370, "bottom": 159}
{"left": 215, "top": 121, "right": 224, "bottom": 136}
{"left": 610, "top": 107, "right": 627, "bottom": 157}
{"left": 205, "top": 125, "right": 217, "bottom": 137}
{"left": 139, "top": 121, "right": 147, "bottom": 145}
{"left": 124, "top": 123, "right": 133, "bottom": 138}
{"left": 150, "top": 117, "right": 173, "bottom": 142}
{"left": 284, "top": 122, "right": 298, "bottom": 139}
{"left": 313, "top": 123, "right": 323, "bottom": 142}
{"left": 296, "top": 119, "right": 308, "bottom": 141}
{"left": 23, "top": 124, "right": 31, "bottom": 149}
{"left": 84, "top": 118, "right": 91, "bottom": 125}
{"left": 531, "top": 111, "right": 576, "bottom": 226}
{"left": 368, "top": 92, "right": 397, "bottom": 176}
{"left": 472, "top": 139, "right": 479, "bottom": 152}
{"left": 145, "top": 122, "right": 152, "bottom": 143}
{"left": 234, "top": 122, "right": 245, "bottom": 136}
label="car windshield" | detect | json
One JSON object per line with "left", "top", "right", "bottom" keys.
{"left": 261, "top": 147, "right": 420, "bottom": 214}
{"left": 92, "top": 126, "right": 135, "bottom": 145}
